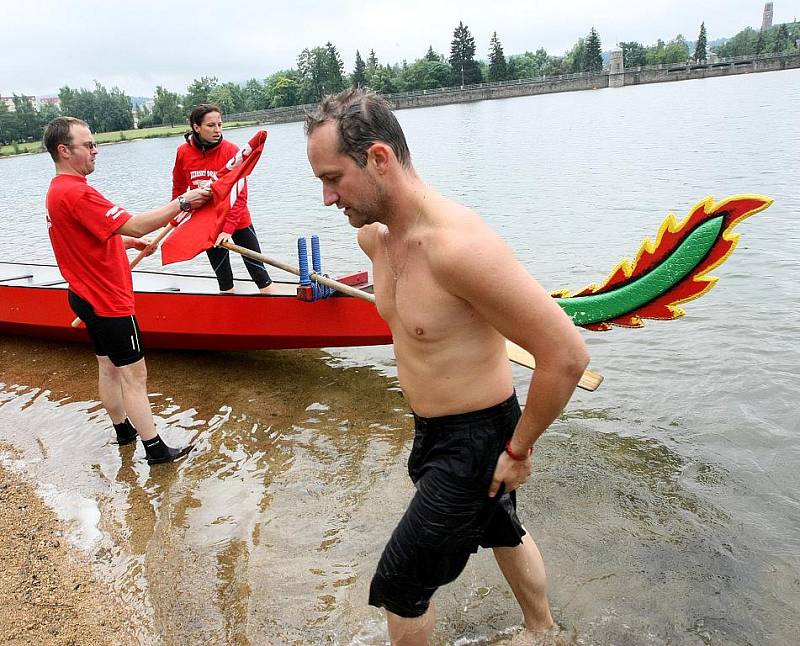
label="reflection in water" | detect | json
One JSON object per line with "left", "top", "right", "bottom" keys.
{"left": 0, "top": 337, "right": 414, "bottom": 644}
{"left": 2, "top": 70, "right": 799, "bottom": 644}
{"left": 2, "top": 334, "right": 795, "bottom": 645}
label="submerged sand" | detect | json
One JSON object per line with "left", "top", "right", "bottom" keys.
{"left": 0, "top": 443, "right": 136, "bottom": 646}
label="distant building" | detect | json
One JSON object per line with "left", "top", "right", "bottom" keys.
{"left": 0, "top": 96, "right": 35, "bottom": 112}
{"left": 0, "top": 95, "right": 60, "bottom": 112}
{"left": 762, "top": 2, "right": 774, "bottom": 30}
{"left": 37, "top": 96, "right": 61, "bottom": 110}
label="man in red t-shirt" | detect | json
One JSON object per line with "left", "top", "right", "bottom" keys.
{"left": 43, "top": 116, "right": 211, "bottom": 464}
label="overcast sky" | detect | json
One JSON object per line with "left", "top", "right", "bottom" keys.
{"left": 3, "top": 0, "right": 795, "bottom": 97}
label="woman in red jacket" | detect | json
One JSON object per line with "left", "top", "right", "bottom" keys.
{"left": 172, "top": 103, "right": 275, "bottom": 293}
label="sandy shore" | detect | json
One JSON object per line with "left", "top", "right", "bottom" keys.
{"left": 0, "top": 442, "right": 575, "bottom": 646}
{"left": 0, "top": 443, "right": 136, "bottom": 646}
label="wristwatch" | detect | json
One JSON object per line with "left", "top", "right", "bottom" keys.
{"left": 177, "top": 195, "right": 192, "bottom": 212}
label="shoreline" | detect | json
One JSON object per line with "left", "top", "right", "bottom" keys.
{"left": 4, "top": 53, "right": 798, "bottom": 160}
{"left": 0, "top": 443, "right": 139, "bottom": 645}
{"left": 0, "top": 119, "right": 259, "bottom": 159}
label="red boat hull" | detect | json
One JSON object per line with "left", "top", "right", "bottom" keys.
{"left": 0, "top": 265, "right": 392, "bottom": 351}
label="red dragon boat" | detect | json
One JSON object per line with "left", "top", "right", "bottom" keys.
{"left": 0, "top": 261, "right": 392, "bottom": 351}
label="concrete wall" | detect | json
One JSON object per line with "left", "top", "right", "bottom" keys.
{"left": 622, "top": 51, "right": 800, "bottom": 86}
{"left": 388, "top": 73, "right": 608, "bottom": 110}
{"left": 227, "top": 52, "right": 800, "bottom": 125}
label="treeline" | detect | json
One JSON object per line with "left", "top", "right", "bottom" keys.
{"left": 0, "top": 82, "right": 133, "bottom": 146}
{"left": 1, "top": 20, "right": 798, "bottom": 146}
{"left": 140, "top": 23, "right": 606, "bottom": 125}
{"left": 620, "top": 20, "right": 798, "bottom": 67}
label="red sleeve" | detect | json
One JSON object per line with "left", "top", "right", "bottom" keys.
{"left": 172, "top": 147, "right": 186, "bottom": 200}
{"left": 73, "top": 186, "right": 132, "bottom": 241}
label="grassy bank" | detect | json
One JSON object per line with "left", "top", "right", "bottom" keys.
{"left": 0, "top": 120, "right": 259, "bottom": 158}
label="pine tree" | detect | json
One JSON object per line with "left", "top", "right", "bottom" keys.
{"left": 585, "top": 27, "right": 603, "bottom": 72}
{"left": 487, "top": 32, "right": 508, "bottom": 81}
{"left": 424, "top": 45, "right": 439, "bottom": 62}
{"left": 352, "top": 50, "right": 367, "bottom": 88}
{"left": 367, "top": 49, "right": 379, "bottom": 73}
{"left": 449, "top": 21, "right": 482, "bottom": 85}
{"left": 774, "top": 24, "right": 790, "bottom": 52}
{"left": 324, "top": 42, "right": 346, "bottom": 94}
{"left": 755, "top": 30, "right": 766, "bottom": 54}
{"left": 694, "top": 22, "right": 708, "bottom": 61}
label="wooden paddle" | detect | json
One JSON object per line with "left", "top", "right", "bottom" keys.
{"left": 222, "top": 241, "right": 604, "bottom": 392}
{"left": 505, "top": 340, "right": 603, "bottom": 391}
{"left": 70, "top": 223, "right": 177, "bottom": 328}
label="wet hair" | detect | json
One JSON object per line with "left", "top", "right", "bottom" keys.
{"left": 43, "top": 116, "right": 89, "bottom": 161}
{"left": 304, "top": 88, "right": 412, "bottom": 169}
{"left": 188, "top": 103, "right": 222, "bottom": 130}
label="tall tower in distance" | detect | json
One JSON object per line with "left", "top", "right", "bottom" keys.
{"left": 762, "top": 2, "right": 774, "bottom": 30}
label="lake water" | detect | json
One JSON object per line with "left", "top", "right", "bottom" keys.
{"left": 1, "top": 69, "right": 799, "bottom": 645}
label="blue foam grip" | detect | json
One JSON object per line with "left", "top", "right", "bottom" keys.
{"left": 297, "top": 238, "right": 311, "bottom": 286}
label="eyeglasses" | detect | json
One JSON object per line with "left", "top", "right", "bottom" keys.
{"left": 70, "top": 141, "right": 98, "bottom": 150}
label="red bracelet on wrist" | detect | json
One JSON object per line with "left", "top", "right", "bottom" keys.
{"left": 505, "top": 439, "right": 532, "bottom": 461}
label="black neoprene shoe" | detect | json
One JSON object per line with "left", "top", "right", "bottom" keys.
{"left": 113, "top": 420, "right": 138, "bottom": 446}
{"left": 145, "top": 443, "right": 194, "bottom": 465}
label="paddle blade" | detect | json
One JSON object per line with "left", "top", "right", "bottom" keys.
{"left": 553, "top": 194, "right": 773, "bottom": 329}
{"left": 505, "top": 340, "right": 603, "bottom": 392}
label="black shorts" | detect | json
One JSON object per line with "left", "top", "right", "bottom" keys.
{"left": 68, "top": 291, "right": 144, "bottom": 367}
{"left": 369, "top": 392, "right": 526, "bottom": 618}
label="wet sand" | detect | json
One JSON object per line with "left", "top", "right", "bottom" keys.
{"left": 0, "top": 443, "right": 136, "bottom": 645}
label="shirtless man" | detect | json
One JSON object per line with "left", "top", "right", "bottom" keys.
{"left": 305, "top": 89, "right": 589, "bottom": 645}
{"left": 44, "top": 116, "right": 211, "bottom": 464}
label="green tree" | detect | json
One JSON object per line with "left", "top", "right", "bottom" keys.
{"left": 185, "top": 77, "right": 218, "bottom": 108}
{"left": 242, "top": 78, "right": 268, "bottom": 111}
{"left": 298, "top": 47, "right": 327, "bottom": 102}
{"left": 564, "top": 38, "right": 586, "bottom": 73}
{"left": 324, "top": 42, "right": 346, "bottom": 94}
{"left": 352, "top": 50, "right": 367, "bottom": 88}
{"left": 298, "top": 45, "right": 345, "bottom": 102}
{"left": 208, "top": 85, "right": 236, "bottom": 114}
{"left": 585, "top": 27, "right": 603, "bottom": 72}
{"left": 369, "top": 65, "right": 398, "bottom": 94}
{"left": 508, "top": 48, "right": 556, "bottom": 78}
{"left": 450, "top": 21, "right": 482, "bottom": 85}
{"left": 646, "top": 35, "right": 690, "bottom": 64}
{"left": 221, "top": 82, "right": 248, "bottom": 112}
{"left": 712, "top": 27, "right": 758, "bottom": 57}
{"left": 91, "top": 83, "right": 133, "bottom": 132}
{"left": 774, "top": 24, "right": 790, "bottom": 52}
{"left": 755, "top": 30, "right": 766, "bottom": 54}
{"left": 12, "top": 95, "right": 43, "bottom": 141}
{"left": 269, "top": 74, "right": 301, "bottom": 107}
{"left": 424, "top": 45, "right": 440, "bottom": 62}
{"left": 619, "top": 41, "right": 647, "bottom": 67}
{"left": 664, "top": 34, "right": 690, "bottom": 62}
{"left": 367, "top": 49, "right": 379, "bottom": 74}
{"left": 397, "top": 58, "right": 453, "bottom": 91}
{"left": 152, "top": 86, "right": 182, "bottom": 127}
{"left": 0, "top": 100, "right": 19, "bottom": 145}
{"left": 38, "top": 102, "right": 60, "bottom": 125}
{"left": 136, "top": 103, "right": 155, "bottom": 129}
{"left": 487, "top": 32, "right": 508, "bottom": 81}
{"left": 58, "top": 86, "right": 96, "bottom": 127}
{"left": 694, "top": 22, "right": 708, "bottom": 61}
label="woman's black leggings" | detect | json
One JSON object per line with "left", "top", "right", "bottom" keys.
{"left": 205, "top": 225, "right": 272, "bottom": 291}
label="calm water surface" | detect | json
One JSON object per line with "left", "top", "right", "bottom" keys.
{"left": 1, "top": 69, "right": 799, "bottom": 645}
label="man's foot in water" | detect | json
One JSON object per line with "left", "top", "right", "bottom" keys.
{"left": 142, "top": 435, "right": 194, "bottom": 465}
{"left": 112, "top": 418, "right": 138, "bottom": 446}
{"left": 510, "top": 623, "right": 562, "bottom": 646}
